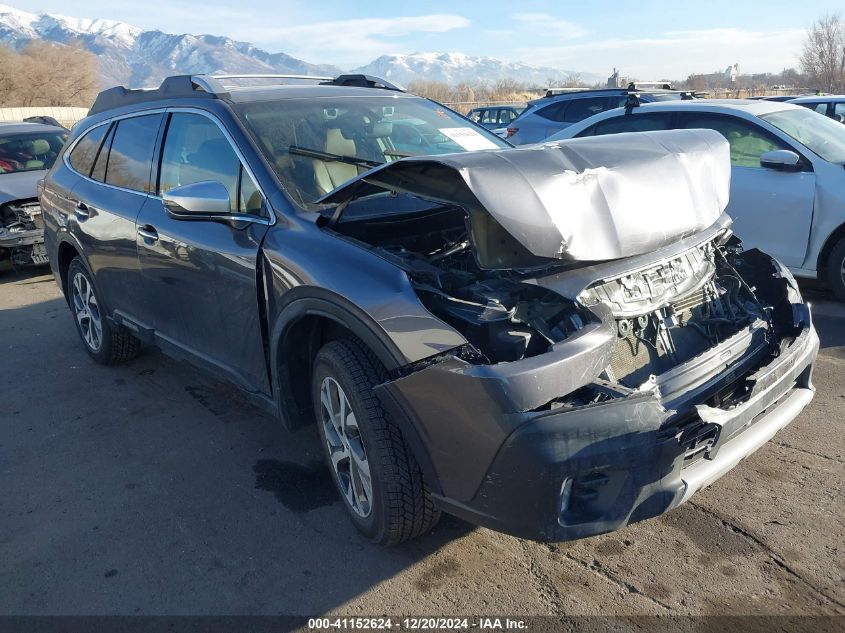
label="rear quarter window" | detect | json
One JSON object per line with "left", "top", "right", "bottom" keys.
{"left": 68, "top": 125, "right": 109, "bottom": 176}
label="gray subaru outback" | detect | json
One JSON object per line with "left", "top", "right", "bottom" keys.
{"left": 40, "top": 73, "right": 818, "bottom": 545}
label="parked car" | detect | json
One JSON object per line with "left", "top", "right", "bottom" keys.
{"left": 788, "top": 95, "right": 845, "bottom": 123}
{"left": 548, "top": 99, "right": 845, "bottom": 300}
{"left": 505, "top": 88, "right": 692, "bottom": 145}
{"left": 41, "top": 74, "right": 818, "bottom": 545}
{"left": 749, "top": 95, "right": 806, "bottom": 102}
{"left": 0, "top": 121, "right": 68, "bottom": 269}
{"left": 466, "top": 106, "right": 523, "bottom": 130}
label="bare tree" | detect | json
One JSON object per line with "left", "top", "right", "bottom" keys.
{"left": 562, "top": 72, "right": 583, "bottom": 88}
{"left": 0, "top": 41, "right": 100, "bottom": 108}
{"left": 800, "top": 13, "right": 845, "bottom": 92}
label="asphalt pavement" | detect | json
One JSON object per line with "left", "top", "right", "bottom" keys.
{"left": 0, "top": 268, "right": 842, "bottom": 618}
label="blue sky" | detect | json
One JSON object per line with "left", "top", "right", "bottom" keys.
{"left": 15, "top": 0, "right": 844, "bottom": 77}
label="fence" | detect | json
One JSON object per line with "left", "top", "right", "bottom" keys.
{"left": 0, "top": 106, "right": 90, "bottom": 129}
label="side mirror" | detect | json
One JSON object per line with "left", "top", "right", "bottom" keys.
{"left": 760, "top": 150, "right": 802, "bottom": 172}
{"left": 163, "top": 181, "right": 231, "bottom": 218}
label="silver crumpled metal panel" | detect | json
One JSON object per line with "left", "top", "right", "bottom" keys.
{"left": 321, "top": 128, "right": 731, "bottom": 262}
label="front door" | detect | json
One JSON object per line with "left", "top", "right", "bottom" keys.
{"left": 135, "top": 110, "right": 271, "bottom": 394}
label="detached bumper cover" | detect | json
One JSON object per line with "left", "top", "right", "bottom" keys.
{"left": 383, "top": 307, "right": 818, "bottom": 542}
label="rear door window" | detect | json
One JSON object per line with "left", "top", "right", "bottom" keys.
{"left": 103, "top": 114, "right": 163, "bottom": 192}
{"left": 536, "top": 101, "right": 569, "bottom": 122}
{"left": 564, "top": 97, "right": 612, "bottom": 123}
{"left": 68, "top": 124, "right": 109, "bottom": 176}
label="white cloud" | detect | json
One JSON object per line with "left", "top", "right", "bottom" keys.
{"left": 513, "top": 27, "right": 806, "bottom": 78}
{"left": 511, "top": 13, "right": 586, "bottom": 40}
{"left": 247, "top": 14, "right": 472, "bottom": 65}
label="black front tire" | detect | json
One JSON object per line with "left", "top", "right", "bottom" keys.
{"left": 66, "top": 257, "right": 141, "bottom": 365}
{"left": 827, "top": 238, "right": 845, "bottom": 302}
{"left": 311, "top": 338, "right": 440, "bottom": 545}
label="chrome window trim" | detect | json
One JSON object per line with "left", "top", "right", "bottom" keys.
{"left": 63, "top": 106, "right": 275, "bottom": 227}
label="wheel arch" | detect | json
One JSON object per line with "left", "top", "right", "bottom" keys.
{"left": 269, "top": 292, "right": 444, "bottom": 495}
{"left": 56, "top": 236, "right": 85, "bottom": 301}
{"left": 817, "top": 222, "right": 845, "bottom": 279}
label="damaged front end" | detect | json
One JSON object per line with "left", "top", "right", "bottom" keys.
{"left": 0, "top": 199, "right": 47, "bottom": 267}
{"left": 321, "top": 129, "right": 818, "bottom": 541}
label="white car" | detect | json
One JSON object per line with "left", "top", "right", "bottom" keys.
{"left": 547, "top": 100, "right": 845, "bottom": 299}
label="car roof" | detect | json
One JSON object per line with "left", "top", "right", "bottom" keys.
{"left": 0, "top": 121, "right": 66, "bottom": 134}
{"left": 528, "top": 88, "right": 684, "bottom": 107}
{"left": 788, "top": 95, "right": 845, "bottom": 103}
{"left": 222, "top": 84, "right": 421, "bottom": 104}
{"left": 629, "top": 99, "right": 800, "bottom": 116}
{"left": 88, "top": 74, "right": 417, "bottom": 116}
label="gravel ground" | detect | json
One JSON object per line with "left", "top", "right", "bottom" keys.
{"left": 0, "top": 268, "right": 842, "bottom": 618}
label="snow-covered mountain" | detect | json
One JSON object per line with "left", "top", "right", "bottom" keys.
{"left": 0, "top": 4, "right": 600, "bottom": 89}
{"left": 0, "top": 4, "right": 340, "bottom": 88}
{"left": 353, "top": 52, "right": 602, "bottom": 87}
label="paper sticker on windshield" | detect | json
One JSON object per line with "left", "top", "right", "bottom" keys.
{"left": 439, "top": 127, "right": 499, "bottom": 151}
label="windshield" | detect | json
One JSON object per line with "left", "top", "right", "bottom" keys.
{"left": 234, "top": 96, "right": 509, "bottom": 206}
{"left": 0, "top": 131, "right": 67, "bottom": 174}
{"left": 760, "top": 108, "right": 845, "bottom": 164}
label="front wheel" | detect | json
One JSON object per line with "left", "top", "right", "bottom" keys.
{"left": 827, "top": 237, "right": 845, "bottom": 302}
{"left": 67, "top": 257, "right": 141, "bottom": 365}
{"left": 312, "top": 339, "right": 440, "bottom": 545}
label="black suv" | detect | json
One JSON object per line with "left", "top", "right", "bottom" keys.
{"left": 41, "top": 74, "right": 818, "bottom": 545}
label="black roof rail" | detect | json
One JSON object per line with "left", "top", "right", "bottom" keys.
{"left": 322, "top": 74, "right": 404, "bottom": 91}
{"left": 89, "top": 75, "right": 219, "bottom": 115}
{"left": 88, "top": 72, "right": 405, "bottom": 116}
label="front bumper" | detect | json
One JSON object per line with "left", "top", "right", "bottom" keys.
{"left": 0, "top": 227, "right": 44, "bottom": 249}
{"left": 381, "top": 306, "right": 818, "bottom": 542}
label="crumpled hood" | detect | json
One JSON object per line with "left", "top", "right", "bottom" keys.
{"left": 0, "top": 170, "right": 44, "bottom": 206}
{"left": 320, "top": 128, "right": 731, "bottom": 262}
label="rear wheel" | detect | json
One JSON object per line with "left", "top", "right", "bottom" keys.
{"left": 67, "top": 257, "right": 141, "bottom": 365}
{"left": 312, "top": 339, "right": 440, "bottom": 545}
{"left": 827, "top": 237, "right": 845, "bottom": 302}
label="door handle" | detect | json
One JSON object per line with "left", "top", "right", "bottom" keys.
{"left": 74, "top": 202, "right": 90, "bottom": 220}
{"left": 137, "top": 225, "right": 159, "bottom": 242}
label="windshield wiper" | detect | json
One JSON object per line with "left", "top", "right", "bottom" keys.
{"left": 383, "top": 150, "right": 420, "bottom": 158}
{"left": 288, "top": 145, "right": 382, "bottom": 169}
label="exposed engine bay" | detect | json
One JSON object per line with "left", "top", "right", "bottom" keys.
{"left": 331, "top": 201, "right": 785, "bottom": 394}
{"left": 0, "top": 199, "right": 46, "bottom": 267}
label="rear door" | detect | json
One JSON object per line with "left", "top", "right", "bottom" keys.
{"left": 677, "top": 112, "right": 816, "bottom": 267}
{"left": 135, "top": 109, "right": 271, "bottom": 394}
{"left": 67, "top": 112, "right": 165, "bottom": 319}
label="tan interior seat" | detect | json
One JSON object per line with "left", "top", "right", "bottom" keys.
{"left": 314, "top": 128, "right": 358, "bottom": 194}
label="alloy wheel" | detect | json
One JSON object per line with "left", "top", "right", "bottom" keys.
{"left": 840, "top": 255, "right": 845, "bottom": 288}
{"left": 319, "top": 376, "right": 373, "bottom": 518}
{"left": 71, "top": 271, "right": 103, "bottom": 352}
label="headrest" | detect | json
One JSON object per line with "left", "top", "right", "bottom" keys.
{"left": 31, "top": 139, "right": 51, "bottom": 154}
